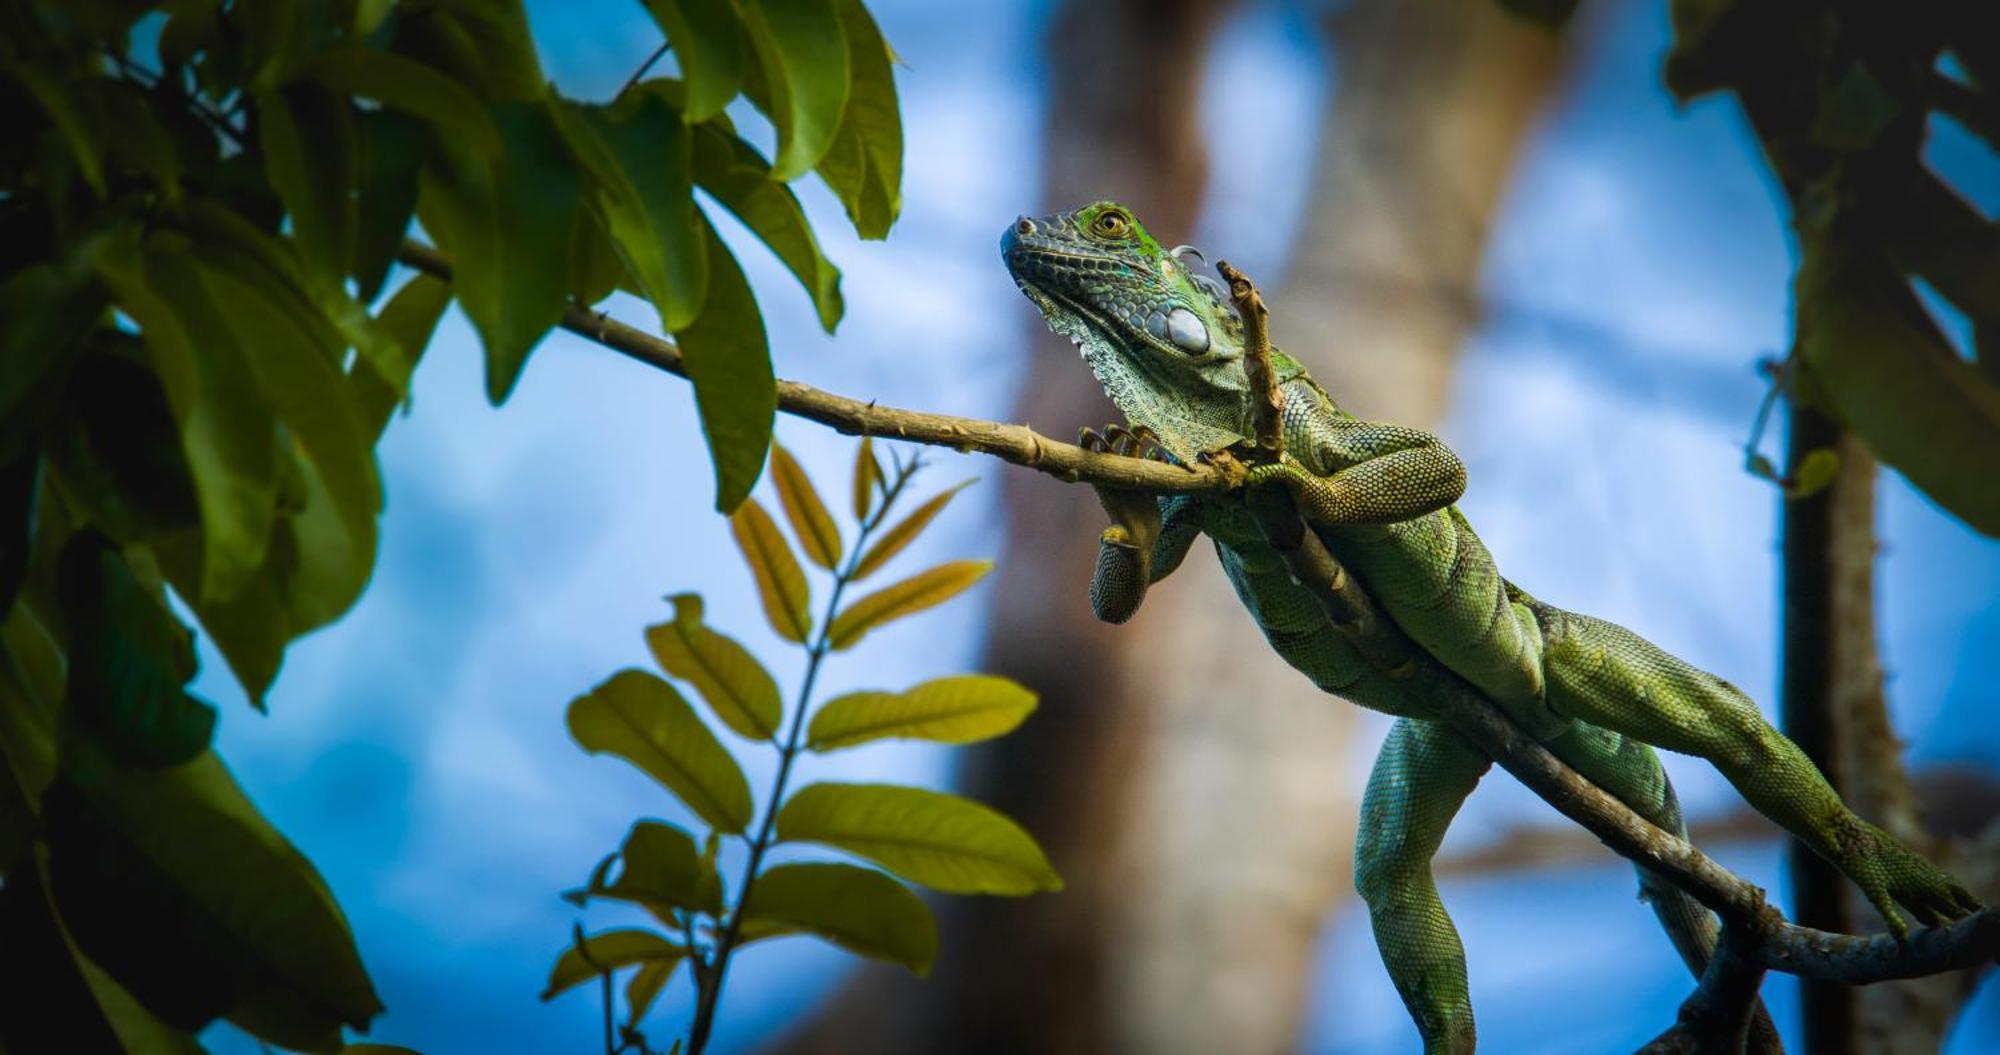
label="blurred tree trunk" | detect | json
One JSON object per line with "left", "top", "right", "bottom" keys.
{"left": 777, "top": 2, "right": 1566, "bottom": 1052}
{"left": 1782, "top": 405, "right": 1988, "bottom": 1054}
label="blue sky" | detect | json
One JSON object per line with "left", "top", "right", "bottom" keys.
{"left": 195, "top": 1, "right": 2000, "bottom": 1052}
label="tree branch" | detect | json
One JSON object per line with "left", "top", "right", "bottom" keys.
{"left": 394, "top": 239, "right": 1999, "bottom": 995}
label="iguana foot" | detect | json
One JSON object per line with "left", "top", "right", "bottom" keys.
{"left": 1078, "top": 422, "right": 1167, "bottom": 461}
{"left": 1829, "top": 818, "right": 1982, "bottom": 939}
{"left": 1245, "top": 460, "right": 1361, "bottom": 524}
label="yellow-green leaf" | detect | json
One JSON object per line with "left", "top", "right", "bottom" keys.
{"left": 679, "top": 216, "right": 776, "bottom": 512}
{"left": 852, "top": 437, "right": 881, "bottom": 522}
{"left": 352, "top": 109, "right": 426, "bottom": 303}
{"left": 567, "top": 670, "right": 753, "bottom": 833}
{"left": 729, "top": 498, "right": 810, "bottom": 643}
{"left": 851, "top": 482, "right": 969, "bottom": 580}
{"left": 770, "top": 443, "right": 841, "bottom": 570}
{"left": 625, "top": 958, "right": 678, "bottom": 1025}
{"left": 358, "top": 274, "right": 452, "bottom": 439}
{"left": 739, "top": 0, "right": 849, "bottom": 181}
{"left": 814, "top": 0, "right": 902, "bottom": 238}
{"left": 643, "top": 0, "right": 746, "bottom": 121}
{"left": 541, "top": 929, "right": 683, "bottom": 1001}
{"left": 828, "top": 560, "right": 989, "bottom": 650}
{"left": 807, "top": 675, "right": 1036, "bottom": 752}
{"left": 646, "top": 593, "right": 780, "bottom": 740}
{"left": 741, "top": 862, "right": 936, "bottom": 974}
{"left": 775, "top": 782, "right": 1062, "bottom": 895}
{"left": 257, "top": 82, "right": 357, "bottom": 288}
{"left": 296, "top": 47, "right": 501, "bottom": 158}
{"left": 568, "top": 819, "right": 722, "bottom": 916}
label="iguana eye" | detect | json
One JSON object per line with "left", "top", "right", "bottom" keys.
{"left": 1091, "top": 209, "right": 1131, "bottom": 239}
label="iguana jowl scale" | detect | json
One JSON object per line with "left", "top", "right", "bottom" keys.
{"left": 1002, "top": 201, "right": 1978, "bottom": 1054}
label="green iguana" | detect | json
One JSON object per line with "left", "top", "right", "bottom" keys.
{"left": 1000, "top": 200, "right": 1980, "bottom": 1054}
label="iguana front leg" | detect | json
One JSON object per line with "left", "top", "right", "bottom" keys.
{"left": 1245, "top": 411, "right": 1468, "bottom": 526}
{"left": 1080, "top": 426, "right": 1201, "bottom": 624}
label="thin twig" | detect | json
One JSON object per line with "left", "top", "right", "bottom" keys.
{"left": 1216, "top": 259, "right": 1283, "bottom": 457}
{"left": 618, "top": 41, "right": 673, "bottom": 101}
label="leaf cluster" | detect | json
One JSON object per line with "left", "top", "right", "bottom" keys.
{"left": 556, "top": 440, "right": 1059, "bottom": 1055}
{"left": 1, "top": 0, "right": 904, "bottom": 1050}
{"left": 1664, "top": 0, "right": 2000, "bottom": 533}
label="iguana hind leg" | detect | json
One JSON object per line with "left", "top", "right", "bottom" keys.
{"left": 1357, "top": 717, "right": 1489, "bottom": 1055}
{"left": 1536, "top": 605, "right": 1980, "bottom": 937}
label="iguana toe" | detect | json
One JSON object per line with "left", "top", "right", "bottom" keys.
{"left": 1832, "top": 820, "right": 1979, "bottom": 939}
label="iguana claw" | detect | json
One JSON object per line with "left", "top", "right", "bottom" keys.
{"left": 1831, "top": 819, "right": 1983, "bottom": 939}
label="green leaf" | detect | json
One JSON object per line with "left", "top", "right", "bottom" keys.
{"left": 625, "top": 957, "right": 677, "bottom": 1026}
{"left": 569, "top": 210, "right": 628, "bottom": 307}
{"left": 1879, "top": 171, "right": 2000, "bottom": 327}
{"left": 395, "top": 0, "right": 547, "bottom": 103}
{"left": 295, "top": 47, "right": 502, "bottom": 158}
{"left": 541, "top": 929, "right": 684, "bottom": 1001}
{"left": 678, "top": 215, "right": 776, "bottom": 512}
{"left": 1, "top": 603, "right": 64, "bottom": 870}
{"left": 813, "top": 0, "right": 901, "bottom": 238}
{"left": 852, "top": 481, "right": 968, "bottom": 580}
{"left": 1798, "top": 237, "right": 2000, "bottom": 536}
{"left": 827, "top": 560, "right": 990, "bottom": 650}
{"left": 775, "top": 782, "right": 1062, "bottom": 895}
{"left": 418, "top": 101, "right": 582, "bottom": 404}
{"left": 770, "top": 443, "right": 842, "bottom": 570}
{"left": 572, "top": 819, "right": 723, "bottom": 915}
{"left": 645, "top": 593, "right": 781, "bottom": 740}
{"left": 1787, "top": 447, "right": 1841, "bottom": 499}
{"left": 351, "top": 109, "right": 426, "bottom": 303}
{"left": 807, "top": 675, "right": 1035, "bottom": 752}
{"left": 740, "top": 0, "right": 851, "bottom": 181}
{"left": 568, "top": 669, "right": 753, "bottom": 833}
{"left": 94, "top": 233, "right": 278, "bottom": 602}
{"left": 852, "top": 437, "right": 881, "bottom": 522}
{"left": 6, "top": 61, "right": 106, "bottom": 193}
{"left": 692, "top": 122, "right": 842, "bottom": 331}
{"left": 643, "top": 0, "right": 746, "bottom": 121}
{"left": 58, "top": 533, "right": 216, "bottom": 768}
{"left": 257, "top": 82, "right": 358, "bottom": 288}
{"left": 1495, "top": 0, "right": 1581, "bottom": 28}
{"left": 0, "top": 247, "right": 107, "bottom": 450}
{"left": 553, "top": 93, "right": 707, "bottom": 331}
{"left": 358, "top": 273, "right": 452, "bottom": 439}
{"left": 728, "top": 498, "right": 810, "bottom": 643}
{"left": 741, "top": 862, "right": 936, "bottom": 974}
{"left": 45, "top": 747, "right": 383, "bottom": 1048}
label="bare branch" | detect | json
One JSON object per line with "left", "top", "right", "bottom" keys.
{"left": 1216, "top": 259, "right": 1283, "bottom": 457}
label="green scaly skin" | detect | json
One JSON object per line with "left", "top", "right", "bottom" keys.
{"left": 1003, "top": 201, "right": 1979, "bottom": 1054}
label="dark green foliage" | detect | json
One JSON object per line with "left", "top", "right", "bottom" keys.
{"left": 1660, "top": 0, "right": 2000, "bottom": 534}
{"left": 1, "top": 0, "right": 905, "bottom": 1049}
{"left": 559, "top": 444, "right": 1054, "bottom": 1055}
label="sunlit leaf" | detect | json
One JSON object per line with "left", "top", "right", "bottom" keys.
{"left": 643, "top": 0, "right": 746, "bottom": 121}
{"left": 45, "top": 746, "right": 383, "bottom": 1048}
{"left": 770, "top": 443, "right": 842, "bottom": 570}
{"left": 541, "top": 929, "right": 684, "bottom": 1002}
{"left": 645, "top": 593, "right": 781, "bottom": 740}
{"left": 739, "top": 0, "right": 850, "bottom": 181}
{"left": 740, "top": 862, "right": 936, "bottom": 974}
{"left": 418, "top": 101, "right": 581, "bottom": 404}
{"left": 852, "top": 437, "right": 881, "bottom": 523}
{"left": 58, "top": 533, "right": 216, "bottom": 768}
{"left": 807, "top": 675, "right": 1035, "bottom": 752}
{"left": 678, "top": 217, "right": 776, "bottom": 512}
{"left": 729, "top": 498, "right": 810, "bottom": 644}
{"left": 775, "top": 782, "right": 1062, "bottom": 895}
{"left": 257, "top": 82, "right": 357, "bottom": 288}
{"left": 568, "top": 670, "right": 753, "bottom": 833}
{"left": 1798, "top": 237, "right": 2000, "bottom": 536}
{"left": 851, "top": 482, "right": 968, "bottom": 580}
{"left": 295, "top": 47, "right": 501, "bottom": 157}
{"left": 1787, "top": 447, "right": 1840, "bottom": 499}
{"left": 554, "top": 92, "right": 707, "bottom": 331}
{"left": 813, "top": 0, "right": 901, "bottom": 238}
{"left": 692, "top": 122, "right": 842, "bottom": 331}
{"left": 827, "top": 560, "right": 989, "bottom": 650}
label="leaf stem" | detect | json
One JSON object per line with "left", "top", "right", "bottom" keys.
{"left": 683, "top": 459, "right": 917, "bottom": 1054}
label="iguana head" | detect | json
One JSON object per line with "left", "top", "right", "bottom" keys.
{"left": 1002, "top": 201, "right": 1254, "bottom": 462}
